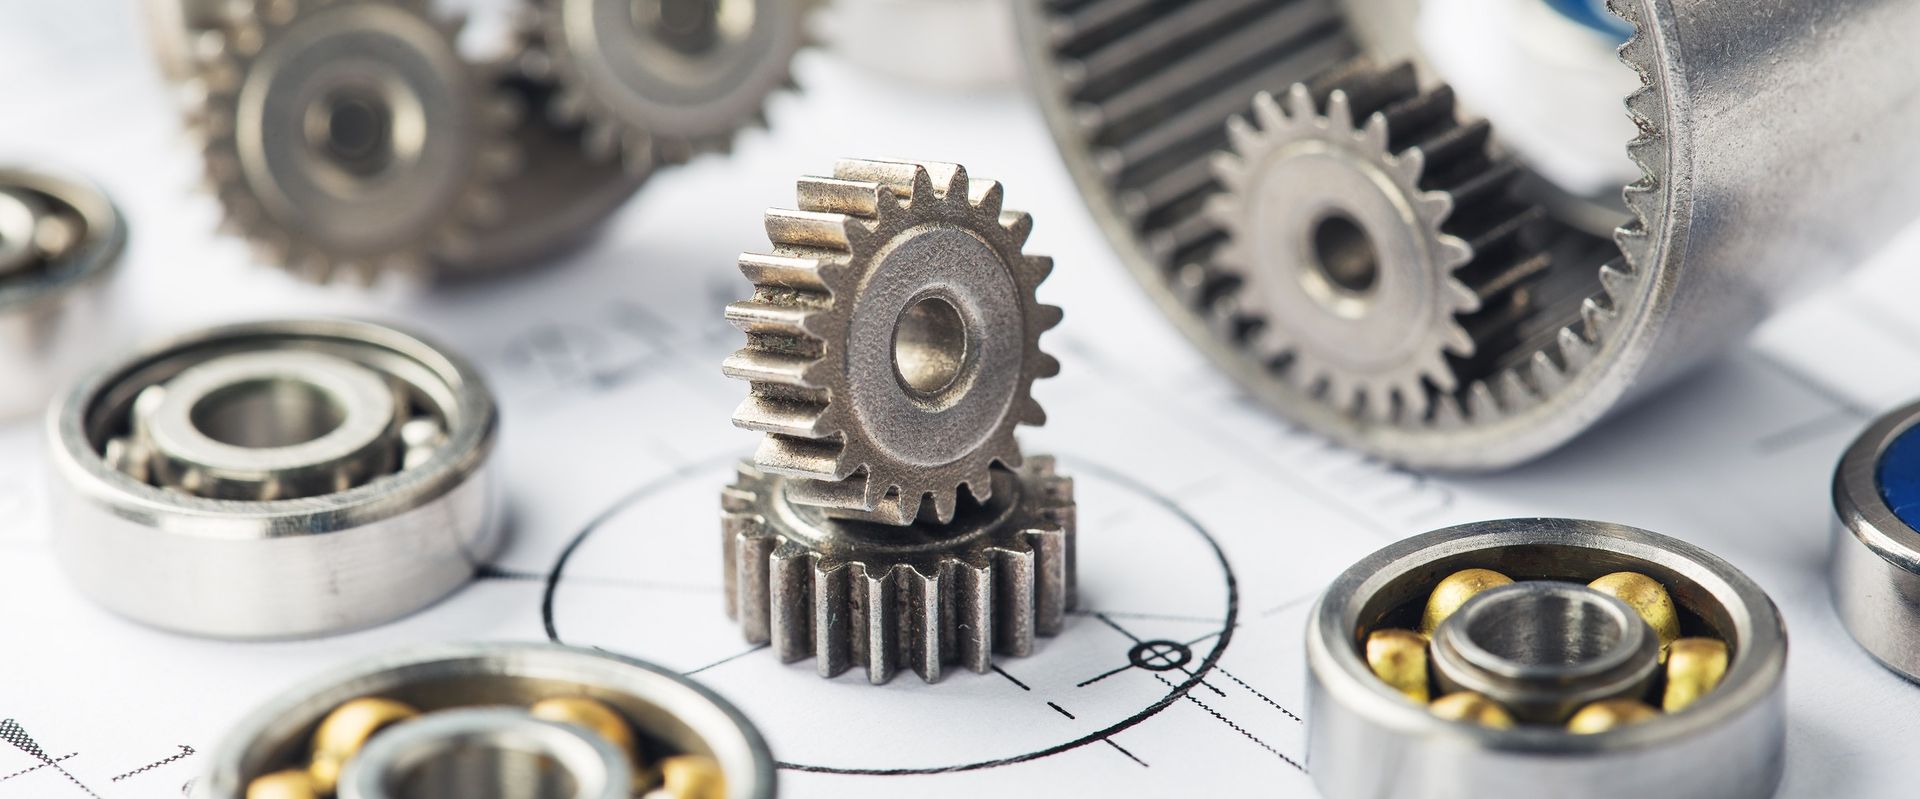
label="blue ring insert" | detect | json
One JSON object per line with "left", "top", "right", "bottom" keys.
{"left": 1876, "top": 422, "right": 1920, "bottom": 531}
{"left": 1541, "top": 0, "right": 1633, "bottom": 40}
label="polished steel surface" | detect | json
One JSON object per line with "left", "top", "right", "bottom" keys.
{"left": 337, "top": 708, "right": 631, "bottom": 799}
{"left": 197, "top": 643, "right": 777, "bottom": 799}
{"left": 1017, "top": 0, "right": 1920, "bottom": 470}
{"left": 0, "top": 167, "right": 124, "bottom": 419}
{"left": 1830, "top": 400, "right": 1920, "bottom": 682}
{"left": 47, "top": 319, "right": 499, "bottom": 639}
{"left": 1428, "top": 581, "right": 1660, "bottom": 724}
{"left": 1307, "top": 518, "right": 1787, "bottom": 799}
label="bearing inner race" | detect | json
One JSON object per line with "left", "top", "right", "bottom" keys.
{"left": 1429, "top": 581, "right": 1660, "bottom": 723}
{"left": 339, "top": 708, "right": 630, "bottom": 799}
{"left": 138, "top": 350, "right": 402, "bottom": 500}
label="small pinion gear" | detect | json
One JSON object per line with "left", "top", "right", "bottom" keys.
{"left": 190, "top": 0, "right": 518, "bottom": 283}
{"left": 724, "top": 159, "right": 1062, "bottom": 525}
{"left": 1206, "top": 64, "right": 1548, "bottom": 419}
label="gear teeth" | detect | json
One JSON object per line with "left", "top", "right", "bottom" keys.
{"left": 1207, "top": 63, "right": 1551, "bottom": 422}
{"left": 723, "top": 461, "right": 1074, "bottom": 683}
{"left": 730, "top": 161, "right": 1058, "bottom": 523}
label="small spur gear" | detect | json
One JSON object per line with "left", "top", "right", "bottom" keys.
{"left": 724, "top": 159, "right": 1061, "bottom": 525}
{"left": 524, "top": 0, "right": 811, "bottom": 169}
{"left": 1206, "top": 63, "right": 1549, "bottom": 419}
{"left": 723, "top": 456, "right": 1074, "bottom": 684}
{"left": 190, "top": 0, "right": 519, "bottom": 283}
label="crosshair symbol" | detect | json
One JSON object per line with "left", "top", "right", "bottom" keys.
{"left": 1127, "top": 640, "right": 1193, "bottom": 672}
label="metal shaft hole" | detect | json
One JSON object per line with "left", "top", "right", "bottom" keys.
{"left": 1462, "top": 587, "right": 1627, "bottom": 668}
{"left": 893, "top": 295, "right": 968, "bottom": 398}
{"left": 1310, "top": 212, "right": 1380, "bottom": 296}
{"left": 189, "top": 378, "right": 346, "bottom": 449}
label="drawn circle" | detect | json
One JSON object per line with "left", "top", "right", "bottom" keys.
{"left": 1127, "top": 640, "right": 1194, "bottom": 672}
{"left": 541, "top": 456, "right": 1238, "bottom": 775}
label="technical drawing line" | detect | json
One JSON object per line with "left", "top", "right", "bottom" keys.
{"left": 1048, "top": 702, "right": 1076, "bottom": 720}
{"left": 684, "top": 644, "right": 770, "bottom": 677}
{"left": 480, "top": 564, "right": 719, "bottom": 594}
{"left": 1075, "top": 664, "right": 1132, "bottom": 688}
{"left": 1755, "top": 409, "right": 1863, "bottom": 455}
{"left": 991, "top": 665, "right": 1031, "bottom": 691}
{"left": 1152, "top": 676, "right": 1304, "bottom": 773}
{"left": 109, "top": 744, "right": 193, "bottom": 782}
{"left": 1103, "top": 739, "right": 1149, "bottom": 768}
{"left": 1069, "top": 608, "right": 1227, "bottom": 624}
{"left": 0, "top": 720, "right": 100, "bottom": 798}
{"left": 1093, "top": 613, "right": 1142, "bottom": 642}
{"left": 1261, "top": 591, "right": 1320, "bottom": 618}
{"left": 1215, "top": 667, "right": 1303, "bottom": 723}
{"left": 769, "top": 456, "right": 1242, "bottom": 776}
{"left": 1749, "top": 351, "right": 1872, "bottom": 417}
{"left": 0, "top": 753, "right": 73, "bottom": 782}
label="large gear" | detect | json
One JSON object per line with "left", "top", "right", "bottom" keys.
{"left": 525, "top": 0, "right": 810, "bottom": 169}
{"left": 724, "top": 159, "right": 1061, "bottom": 526}
{"left": 190, "top": 0, "right": 518, "bottom": 283}
{"left": 1205, "top": 64, "right": 1549, "bottom": 419}
{"left": 722, "top": 456, "right": 1074, "bottom": 684}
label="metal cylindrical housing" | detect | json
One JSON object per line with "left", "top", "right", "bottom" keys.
{"left": 47, "top": 318, "right": 500, "bottom": 639}
{"left": 1016, "top": 0, "right": 1920, "bottom": 470}
{"left": 0, "top": 167, "right": 123, "bottom": 418}
{"left": 1830, "top": 400, "right": 1920, "bottom": 682}
{"left": 197, "top": 643, "right": 776, "bottom": 799}
{"left": 1307, "top": 518, "right": 1787, "bottom": 799}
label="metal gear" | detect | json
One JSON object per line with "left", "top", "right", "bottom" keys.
{"left": 525, "top": 0, "right": 810, "bottom": 169}
{"left": 1207, "top": 64, "right": 1548, "bottom": 418}
{"left": 724, "top": 159, "right": 1061, "bottom": 525}
{"left": 190, "top": 0, "right": 518, "bottom": 283}
{"left": 1018, "top": 0, "right": 1920, "bottom": 469}
{"left": 722, "top": 456, "right": 1075, "bottom": 684}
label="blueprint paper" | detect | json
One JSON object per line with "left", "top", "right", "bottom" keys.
{"left": 4, "top": 2, "right": 1920, "bottom": 796}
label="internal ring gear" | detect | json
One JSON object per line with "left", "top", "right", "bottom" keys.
{"left": 191, "top": 0, "right": 519, "bottom": 283}
{"left": 723, "top": 456, "right": 1075, "bottom": 684}
{"left": 525, "top": 0, "right": 811, "bottom": 169}
{"left": 1206, "top": 64, "right": 1549, "bottom": 419}
{"left": 724, "top": 159, "right": 1062, "bottom": 526}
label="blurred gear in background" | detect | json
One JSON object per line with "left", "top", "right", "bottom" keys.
{"left": 722, "top": 159, "right": 1075, "bottom": 683}
{"left": 144, "top": 0, "right": 813, "bottom": 284}
{"left": 1018, "top": 0, "right": 1920, "bottom": 470}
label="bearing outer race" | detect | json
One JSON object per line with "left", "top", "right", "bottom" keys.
{"left": 194, "top": 642, "right": 777, "bottom": 799}
{"left": 1306, "top": 518, "right": 1786, "bottom": 799}
{"left": 1831, "top": 399, "right": 1920, "bottom": 682}
{"left": 46, "top": 318, "right": 499, "bottom": 639}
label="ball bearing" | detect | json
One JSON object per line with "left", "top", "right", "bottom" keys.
{"left": 195, "top": 642, "right": 774, "bottom": 799}
{"left": 47, "top": 319, "right": 498, "bottom": 639}
{"left": 1829, "top": 400, "right": 1920, "bottom": 682}
{"left": 0, "top": 166, "right": 124, "bottom": 419}
{"left": 1308, "top": 518, "right": 1786, "bottom": 799}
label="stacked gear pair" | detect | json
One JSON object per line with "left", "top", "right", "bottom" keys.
{"left": 721, "top": 159, "right": 1075, "bottom": 684}
{"left": 143, "top": 0, "right": 808, "bottom": 283}
{"left": 1308, "top": 519, "right": 1788, "bottom": 799}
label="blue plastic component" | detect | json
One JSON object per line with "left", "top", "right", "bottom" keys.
{"left": 1541, "top": 0, "right": 1633, "bottom": 40}
{"left": 1876, "top": 423, "right": 1920, "bottom": 531}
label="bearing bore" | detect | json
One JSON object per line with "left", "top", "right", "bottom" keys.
{"left": 47, "top": 319, "right": 498, "bottom": 639}
{"left": 1307, "top": 518, "right": 1786, "bottom": 799}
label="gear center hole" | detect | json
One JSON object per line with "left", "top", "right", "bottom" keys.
{"left": 893, "top": 295, "right": 969, "bottom": 400}
{"left": 1309, "top": 211, "right": 1380, "bottom": 299}
{"left": 1456, "top": 584, "right": 1629, "bottom": 670}
{"left": 636, "top": 0, "right": 753, "bottom": 54}
{"left": 309, "top": 91, "right": 395, "bottom": 177}
{"left": 189, "top": 377, "right": 346, "bottom": 449}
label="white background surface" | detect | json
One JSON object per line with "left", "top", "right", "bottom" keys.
{"left": 4, "top": 1, "right": 1920, "bottom": 796}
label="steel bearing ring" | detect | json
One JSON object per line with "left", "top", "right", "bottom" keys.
{"left": 47, "top": 319, "right": 499, "bottom": 639}
{"left": 0, "top": 167, "right": 124, "bottom": 419}
{"left": 1307, "top": 518, "right": 1787, "bottom": 799}
{"left": 196, "top": 642, "right": 776, "bottom": 799}
{"left": 1829, "top": 400, "right": 1920, "bottom": 682}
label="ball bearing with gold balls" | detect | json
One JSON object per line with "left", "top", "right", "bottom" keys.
{"left": 197, "top": 643, "right": 775, "bottom": 799}
{"left": 1307, "top": 518, "right": 1787, "bottom": 799}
